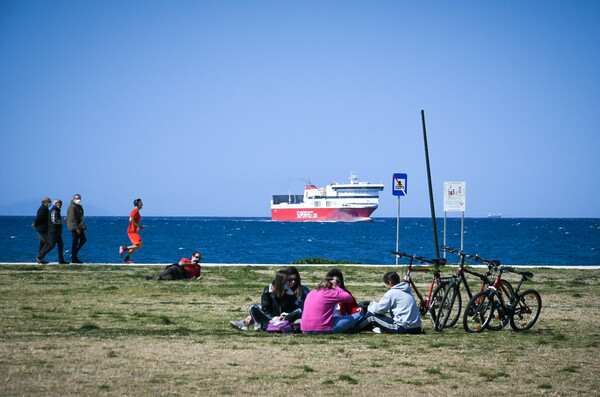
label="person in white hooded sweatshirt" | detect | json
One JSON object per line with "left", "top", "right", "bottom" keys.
{"left": 353, "top": 271, "right": 423, "bottom": 334}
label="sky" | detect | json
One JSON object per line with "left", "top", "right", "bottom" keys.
{"left": 1, "top": 1, "right": 599, "bottom": 218}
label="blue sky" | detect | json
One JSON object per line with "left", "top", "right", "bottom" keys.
{"left": 1, "top": 1, "right": 599, "bottom": 218}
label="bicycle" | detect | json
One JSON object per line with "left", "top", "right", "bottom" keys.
{"left": 435, "top": 246, "right": 514, "bottom": 332}
{"left": 463, "top": 264, "right": 542, "bottom": 333}
{"left": 391, "top": 251, "right": 452, "bottom": 327}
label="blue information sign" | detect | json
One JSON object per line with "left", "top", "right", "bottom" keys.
{"left": 392, "top": 173, "right": 407, "bottom": 196}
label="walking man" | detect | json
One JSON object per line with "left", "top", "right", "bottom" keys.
{"left": 44, "top": 199, "right": 69, "bottom": 264}
{"left": 32, "top": 197, "right": 51, "bottom": 264}
{"left": 67, "top": 194, "right": 86, "bottom": 263}
{"left": 120, "top": 198, "right": 143, "bottom": 263}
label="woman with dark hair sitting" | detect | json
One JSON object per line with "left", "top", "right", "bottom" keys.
{"left": 230, "top": 267, "right": 309, "bottom": 332}
{"left": 353, "top": 271, "right": 422, "bottom": 334}
{"left": 231, "top": 270, "right": 302, "bottom": 331}
{"left": 286, "top": 266, "right": 310, "bottom": 310}
{"left": 325, "top": 268, "right": 362, "bottom": 317}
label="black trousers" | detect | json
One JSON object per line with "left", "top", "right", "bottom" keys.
{"left": 37, "top": 231, "right": 51, "bottom": 260}
{"left": 71, "top": 230, "right": 87, "bottom": 259}
{"left": 41, "top": 232, "right": 65, "bottom": 262}
{"left": 154, "top": 264, "right": 188, "bottom": 280}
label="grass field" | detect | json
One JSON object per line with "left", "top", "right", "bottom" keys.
{"left": 1, "top": 264, "right": 599, "bottom": 396}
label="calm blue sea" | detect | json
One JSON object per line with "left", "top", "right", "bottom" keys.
{"left": 1, "top": 216, "right": 598, "bottom": 266}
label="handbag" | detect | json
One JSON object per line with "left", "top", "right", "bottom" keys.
{"left": 266, "top": 319, "right": 299, "bottom": 334}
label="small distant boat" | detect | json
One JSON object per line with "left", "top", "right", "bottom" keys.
{"left": 488, "top": 212, "right": 502, "bottom": 219}
{"left": 271, "top": 172, "right": 384, "bottom": 222}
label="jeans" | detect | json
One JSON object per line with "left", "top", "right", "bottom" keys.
{"left": 302, "top": 312, "right": 363, "bottom": 334}
{"left": 249, "top": 305, "right": 302, "bottom": 330}
{"left": 71, "top": 230, "right": 87, "bottom": 259}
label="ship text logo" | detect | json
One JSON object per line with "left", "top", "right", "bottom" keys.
{"left": 297, "top": 211, "right": 317, "bottom": 219}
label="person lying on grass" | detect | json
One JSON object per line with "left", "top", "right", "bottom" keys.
{"left": 145, "top": 251, "right": 202, "bottom": 281}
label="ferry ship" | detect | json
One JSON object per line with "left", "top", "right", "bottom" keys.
{"left": 271, "top": 172, "right": 384, "bottom": 222}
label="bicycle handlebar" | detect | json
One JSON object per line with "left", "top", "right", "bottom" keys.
{"left": 442, "top": 246, "right": 501, "bottom": 269}
{"left": 441, "top": 245, "right": 464, "bottom": 256}
{"left": 390, "top": 251, "right": 447, "bottom": 266}
{"left": 441, "top": 246, "right": 534, "bottom": 279}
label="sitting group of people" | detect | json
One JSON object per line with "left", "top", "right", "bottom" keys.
{"left": 230, "top": 267, "right": 423, "bottom": 335}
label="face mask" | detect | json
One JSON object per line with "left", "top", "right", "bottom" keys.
{"left": 74, "top": 199, "right": 81, "bottom": 205}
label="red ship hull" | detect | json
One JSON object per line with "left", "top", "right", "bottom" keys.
{"left": 271, "top": 207, "right": 376, "bottom": 222}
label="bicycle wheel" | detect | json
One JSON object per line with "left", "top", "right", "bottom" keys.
{"left": 428, "top": 282, "right": 447, "bottom": 327}
{"left": 501, "top": 280, "right": 514, "bottom": 297}
{"left": 487, "top": 280, "right": 513, "bottom": 331}
{"left": 509, "top": 289, "right": 542, "bottom": 331}
{"left": 463, "top": 291, "right": 494, "bottom": 333}
{"left": 435, "top": 282, "right": 461, "bottom": 331}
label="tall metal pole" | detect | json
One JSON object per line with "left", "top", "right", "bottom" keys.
{"left": 396, "top": 196, "right": 400, "bottom": 265}
{"left": 421, "top": 110, "right": 440, "bottom": 258}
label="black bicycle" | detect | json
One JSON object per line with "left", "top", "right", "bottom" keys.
{"left": 435, "top": 246, "right": 514, "bottom": 332}
{"left": 463, "top": 264, "right": 542, "bottom": 333}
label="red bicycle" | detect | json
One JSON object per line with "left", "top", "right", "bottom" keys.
{"left": 391, "top": 251, "right": 452, "bottom": 326}
{"left": 435, "top": 246, "right": 514, "bottom": 332}
{"left": 463, "top": 264, "right": 542, "bottom": 333}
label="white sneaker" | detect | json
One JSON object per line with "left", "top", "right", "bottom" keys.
{"left": 119, "top": 246, "right": 126, "bottom": 258}
{"left": 229, "top": 319, "right": 249, "bottom": 331}
{"left": 372, "top": 327, "right": 382, "bottom": 334}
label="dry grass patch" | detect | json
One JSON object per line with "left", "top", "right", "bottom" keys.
{"left": 0, "top": 264, "right": 599, "bottom": 395}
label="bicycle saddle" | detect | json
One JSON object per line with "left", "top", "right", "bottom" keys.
{"left": 521, "top": 271, "right": 534, "bottom": 279}
{"left": 490, "top": 260, "right": 501, "bottom": 267}
{"left": 431, "top": 258, "right": 447, "bottom": 266}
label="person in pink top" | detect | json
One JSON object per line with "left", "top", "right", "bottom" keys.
{"left": 300, "top": 277, "right": 363, "bottom": 334}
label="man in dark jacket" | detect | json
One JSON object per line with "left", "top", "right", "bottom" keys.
{"left": 32, "top": 197, "right": 51, "bottom": 264}
{"left": 67, "top": 194, "right": 86, "bottom": 263}
{"left": 41, "top": 199, "right": 69, "bottom": 264}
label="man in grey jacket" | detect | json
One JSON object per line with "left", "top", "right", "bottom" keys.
{"left": 353, "top": 271, "right": 422, "bottom": 334}
{"left": 67, "top": 194, "right": 86, "bottom": 263}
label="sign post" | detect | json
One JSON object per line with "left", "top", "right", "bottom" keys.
{"left": 393, "top": 173, "right": 407, "bottom": 265}
{"left": 443, "top": 181, "right": 466, "bottom": 257}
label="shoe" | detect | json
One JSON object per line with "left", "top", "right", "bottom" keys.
{"left": 119, "top": 246, "right": 126, "bottom": 258}
{"left": 123, "top": 259, "right": 135, "bottom": 264}
{"left": 372, "top": 327, "right": 382, "bottom": 334}
{"left": 229, "top": 319, "right": 249, "bottom": 331}
{"left": 36, "top": 257, "right": 49, "bottom": 264}
{"left": 71, "top": 258, "right": 83, "bottom": 264}
{"left": 145, "top": 275, "right": 153, "bottom": 280}
{"left": 59, "top": 260, "right": 70, "bottom": 264}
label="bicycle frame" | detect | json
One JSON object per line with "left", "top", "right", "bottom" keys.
{"left": 489, "top": 267, "right": 528, "bottom": 314}
{"left": 405, "top": 262, "right": 441, "bottom": 312}
{"left": 393, "top": 251, "right": 447, "bottom": 314}
{"left": 444, "top": 246, "right": 511, "bottom": 301}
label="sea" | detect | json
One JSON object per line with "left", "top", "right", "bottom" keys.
{"left": 1, "top": 216, "right": 598, "bottom": 267}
